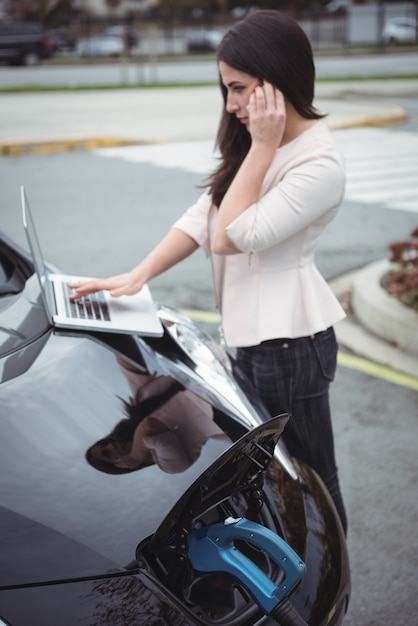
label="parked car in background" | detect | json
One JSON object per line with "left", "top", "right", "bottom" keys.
{"left": 0, "top": 21, "right": 52, "bottom": 66}
{"left": 382, "top": 17, "right": 417, "bottom": 44}
{"left": 324, "top": 0, "right": 351, "bottom": 15}
{"left": 46, "top": 28, "right": 77, "bottom": 53}
{"left": 77, "top": 26, "right": 138, "bottom": 58}
{"left": 230, "top": 6, "right": 260, "bottom": 19}
{"left": 77, "top": 32, "right": 125, "bottom": 57}
{"left": 103, "top": 25, "right": 138, "bottom": 52}
{"left": 186, "top": 30, "right": 223, "bottom": 52}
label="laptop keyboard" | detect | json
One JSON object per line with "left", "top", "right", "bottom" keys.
{"left": 63, "top": 283, "right": 111, "bottom": 322}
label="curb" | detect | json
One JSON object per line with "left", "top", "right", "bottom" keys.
{"left": 328, "top": 106, "right": 407, "bottom": 130}
{"left": 330, "top": 264, "right": 418, "bottom": 380}
{"left": 0, "top": 136, "right": 152, "bottom": 156}
{"left": 0, "top": 108, "right": 408, "bottom": 156}
{"left": 352, "top": 259, "right": 418, "bottom": 357}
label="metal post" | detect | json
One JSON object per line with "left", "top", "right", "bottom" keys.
{"left": 377, "top": 0, "right": 386, "bottom": 52}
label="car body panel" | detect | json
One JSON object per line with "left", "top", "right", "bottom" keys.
{"left": 0, "top": 21, "right": 51, "bottom": 65}
{"left": 0, "top": 331, "right": 234, "bottom": 587}
{"left": 77, "top": 34, "right": 125, "bottom": 57}
{"left": 0, "top": 572, "right": 193, "bottom": 626}
{"left": 382, "top": 17, "right": 417, "bottom": 44}
{"left": 0, "top": 232, "right": 350, "bottom": 625}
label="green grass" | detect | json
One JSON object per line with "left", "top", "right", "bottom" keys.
{"left": 0, "top": 81, "right": 218, "bottom": 93}
{"left": 1, "top": 74, "right": 417, "bottom": 94}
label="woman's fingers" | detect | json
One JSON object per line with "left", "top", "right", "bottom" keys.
{"left": 253, "top": 82, "right": 282, "bottom": 112}
{"left": 249, "top": 83, "right": 281, "bottom": 120}
{"left": 68, "top": 273, "right": 138, "bottom": 299}
{"left": 247, "top": 82, "right": 286, "bottom": 148}
{"left": 68, "top": 279, "right": 104, "bottom": 298}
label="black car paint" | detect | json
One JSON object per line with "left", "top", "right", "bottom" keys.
{"left": 0, "top": 233, "right": 350, "bottom": 625}
{"left": 0, "top": 22, "right": 52, "bottom": 66}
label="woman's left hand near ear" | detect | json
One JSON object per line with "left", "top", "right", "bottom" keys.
{"left": 248, "top": 82, "right": 286, "bottom": 149}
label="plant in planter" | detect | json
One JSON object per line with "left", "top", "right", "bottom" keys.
{"left": 381, "top": 227, "right": 418, "bottom": 313}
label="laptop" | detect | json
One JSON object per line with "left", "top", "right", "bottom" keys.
{"left": 21, "top": 185, "right": 164, "bottom": 337}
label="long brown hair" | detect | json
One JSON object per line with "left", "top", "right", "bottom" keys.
{"left": 85, "top": 381, "right": 183, "bottom": 475}
{"left": 208, "top": 10, "right": 324, "bottom": 208}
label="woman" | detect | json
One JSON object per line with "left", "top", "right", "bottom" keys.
{"left": 71, "top": 10, "right": 347, "bottom": 532}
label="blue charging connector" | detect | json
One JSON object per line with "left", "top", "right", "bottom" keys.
{"left": 188, "top": 517, "right": 306, "bottom": 615}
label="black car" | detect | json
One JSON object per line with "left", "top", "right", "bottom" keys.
{"left": 0, "top": 224, "right": 350, "bottom": 626}
{"left": 0, "top": 21, "right": 52, "bottom": 66}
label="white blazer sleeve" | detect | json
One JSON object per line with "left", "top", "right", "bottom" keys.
{"left": 226, "top": 142, "right": 346, "bottom": 254}
{"left": 172, "top": 190, "right": 212, "bottom": 255}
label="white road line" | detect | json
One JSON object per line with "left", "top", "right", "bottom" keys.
{"left": 334, "top": 128, "right": 418, "bottom": 212}
{"left": 94, "top": 140, "right": 217, "bottom": 174}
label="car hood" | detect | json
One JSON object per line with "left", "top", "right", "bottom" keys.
{"left": 0, "top": 322, "right": 298, "bottom": 588}
{"left": 0, "top": 331, "right": 237, "bottom": 588}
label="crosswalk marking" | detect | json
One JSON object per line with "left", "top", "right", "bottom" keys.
{"left": 94, "top": 140, "right": 218, "bottom": 174}
{"left": 334, "top": 128, "right": 418, "bottom": 213}
{"left": 95, "top": 127, "right": 418, "bottom": 213}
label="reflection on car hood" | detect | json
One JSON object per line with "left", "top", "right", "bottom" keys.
{"left": 0, "top": 332, "right": 233, "bottom": 588}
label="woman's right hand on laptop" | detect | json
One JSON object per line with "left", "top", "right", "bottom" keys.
{"left": 69, "top": 228, "right": 200, "bottom": 301}
{"left": 69, "top": 269, "right": 147, "bottom": 300}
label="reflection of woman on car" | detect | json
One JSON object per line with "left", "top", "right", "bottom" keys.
{"left": 86, "top": 359, "right": 231, "bottom": 475}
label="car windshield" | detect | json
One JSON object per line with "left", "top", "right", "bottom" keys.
{"left": 0, "top": 236, "right": 50, "bottom": 361}
{"left": 0, "top": 237, "right": 32, "bottom": 297}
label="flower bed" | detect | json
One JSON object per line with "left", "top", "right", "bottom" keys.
{"left": 381, "top": 227, "right": 418, "bottom": 314}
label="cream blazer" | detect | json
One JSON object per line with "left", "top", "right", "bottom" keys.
{"left": 173, "top": 121, "right": 347, "bottom": 348}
